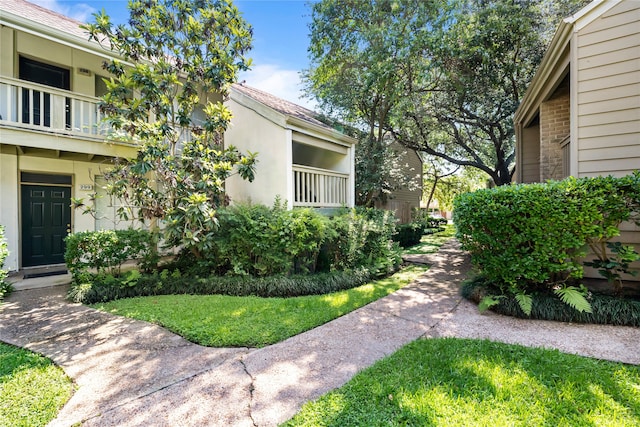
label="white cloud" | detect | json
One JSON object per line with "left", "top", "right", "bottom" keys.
{"left": 31, "top": 0, "right": 96, "bottom": 22}
{"left": 239, "top": 64, "right": 317, "bottom": 111}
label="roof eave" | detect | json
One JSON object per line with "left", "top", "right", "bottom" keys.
{"left": 514, "top": 0, "right": 623, "bottom": 127}
{"left": 286, "top": 116, "right": 357, "bottom": 146}
{"left": 230, "top": 87, "right": 357, "bottom": 146}
{"left": 514, "top": 21, "right": 572, "bottom": 126}
{"left": 0, "top": 9, "right": 122, "bottom": 62}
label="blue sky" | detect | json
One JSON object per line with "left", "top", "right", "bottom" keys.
{"left": 30, "top": 0, "right": 316, "bottom": 108}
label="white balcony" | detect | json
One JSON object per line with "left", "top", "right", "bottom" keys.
{"left": 0, "top": 76, "right": 108, "bottom": 139}
{"left": 293, "top": 164, "right": 349, "bottom": 208}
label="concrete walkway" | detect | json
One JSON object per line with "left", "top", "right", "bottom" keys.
{"left": 1, "top": 240, "right": 639, "bottom": 426}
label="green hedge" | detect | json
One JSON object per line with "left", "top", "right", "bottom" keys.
{"left": 65, "top": 229, "right": 159, "bottom": 277}
{"left": 394, "top": 223, "right": 426, "bottom": 248}
{"left": 172, "top": 205, "right": 401, "bottom": 278}
{"left": 0, "top": 225, "right": 12, "bottom": 301}
{"left": 454, "top": 173, "right": 640, "bottom": 297}
{"left": 199, "top": 203, "right": 331, "bottom": 276}
{"left": 67, "top": 267, "right": 376, "bottom": 304}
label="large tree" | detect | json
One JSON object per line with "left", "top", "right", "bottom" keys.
{"left": 305, "top": 0, "right": 588, "bottom": 186}
{"left": 80, "top": 0, "right": 257, "bottom": 257}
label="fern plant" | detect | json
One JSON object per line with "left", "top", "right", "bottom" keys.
{"left": 553, "top": 285, "right": 592, "bottom": 313}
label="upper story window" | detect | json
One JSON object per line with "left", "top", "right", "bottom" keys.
{"left": 18, "top": 57, "right": 71, "bottom": 128}
{"left": 19, "top": 57, "right": 70, "bottom": 90}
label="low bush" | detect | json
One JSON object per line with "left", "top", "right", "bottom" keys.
{"left": 462, "top": 278, "right": 640, "bottom": 327}
{"left": 413, "top": 208, "right": 447, "bottom": 228}
{"left": 394, "top": 222, "right": 426, "bottom": 248}
{"left": 0, "top": 225, "right": 12, "bottom": 302}
{"left": 67, "top": 267, "right": 376, "bottom": 304}
{"left": 65, "top": 228, "right": 159, "bottom": 278}
{"left": 172, "top": 204, "right": 401, "bottom": 278}
{"left": 323, "top": 207, "right": 401, "bottom": 275}
{"left": 454, "top": 172, "right": 640, "bottom": 313}
{"left": 198, "top": 202, "right": 331, "bottom": 276}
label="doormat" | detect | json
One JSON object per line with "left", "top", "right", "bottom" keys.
{"left": 22, "top": 270, "right": 68, "bottom": 279}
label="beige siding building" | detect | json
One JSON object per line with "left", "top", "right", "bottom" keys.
{"left": 375, "top": 142, "right": 423, "bottom": 223}
{"left": 514, "top": 0, "right": 640, "bottom": 278}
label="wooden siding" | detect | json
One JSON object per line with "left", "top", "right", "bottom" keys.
{"left": 377, "top": 143, "right": 423, "bottom": 223}
{"left": 575, "top": 1, "right": 640, "bottom": 280}
{"left": 576, "top": 1, "right": 640, "bottom": 178}
{"left": 520, "top": 124, "right": 540, "bottom": 183}
{"left": 389, "top": 146, "right": 423, "bottom": 206}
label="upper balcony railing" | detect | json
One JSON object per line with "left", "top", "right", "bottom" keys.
{"left": 0, "top": 76, "right": 108, "bottom": 138}
{"left": 293, "top": 164, "right": 349, "bottom": 208}
{"left": 0, "top": 77, "right": 206, "bottom": 150}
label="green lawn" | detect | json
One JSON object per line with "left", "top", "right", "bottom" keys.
{"left": 93, "top": 264, "right": 429, "bottom": 347}
{"left": 0, "top": 343, "right": 72, "bottom": 427}
{"left": 402, "top": 224, "right": 456, "bottom": 256}
{"left": 284, "top": 338, "right": 640, "bottom": 427}
{"left": 93, "top": 226, "right": 454, "bottom": 347}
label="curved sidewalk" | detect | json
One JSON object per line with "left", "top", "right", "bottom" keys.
{"left": 1, "top": 240, "right": 638, "bottom": 427}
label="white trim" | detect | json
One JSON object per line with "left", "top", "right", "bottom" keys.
{"left": 567, "top": 0, "right": 622, "bottom": 31}
{"left": 285, "top": 128, "right": 293, "bottom": 210}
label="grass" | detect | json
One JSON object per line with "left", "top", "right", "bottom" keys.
{"left": 0, "top": 343, "right": 73, "bottom": 427}
{"left": 92, "top": 226, "right": 453, "bottom": 347}
{"left": 93, "top": 264, "right": 429, "bottom": 347}
{"left": 284, "top": 338, "right": 640, "bottom": 427}
{"left": 402, "top": 223, "right": 456, "bottom": 256}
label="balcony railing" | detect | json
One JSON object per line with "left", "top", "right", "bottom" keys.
{"left": 0, "top": 76, "right": 108, "bottom": 138}
{"left": 293, "top": 164, "right": 349, "bottom": 207}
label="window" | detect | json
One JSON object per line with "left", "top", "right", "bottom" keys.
{"left": 19, "top": 57, "right": 71, "bottom": 128}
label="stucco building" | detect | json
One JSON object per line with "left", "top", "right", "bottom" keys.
{"left": 0, "top": 0, "right": 356, "bottom": 274}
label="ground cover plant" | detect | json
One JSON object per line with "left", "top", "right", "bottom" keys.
{"left": 0, "top": 343, "right": 72, "bottom": 427}
{"left": 462, "top": 277, "right": 640, "bottom": 327}
{"left": 284, "top": 338, "right": 640, "bottom": 427}
{"left": 92, "top": 265, "right": 428, "bottom": 347}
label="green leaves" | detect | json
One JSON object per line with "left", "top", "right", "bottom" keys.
{"left": 65, "top": 229, "right": 159, "bottom": 278}
{"left": 478, "top": 295, "right": 503, "bottom": 313}
{"left": 80, "top": 0, "right": 257, "bottom": 257}
{"left": 554, "top": 286, "right": 592, "bottom": 314}
{"left": 0, "top": 225, "right": 10, "bottom": 301}
{"left": 455, "top": 173, "right": 640, "bottom": 312}
{"left": 306, "top": 0, "right": 584, "bottom": 186}
{"left": 514, "top": 292, "right": 533, "bottom": 316}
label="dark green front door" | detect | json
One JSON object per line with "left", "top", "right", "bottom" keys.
{"left": 21, "top": 185, "right": 71, "bottom": 267}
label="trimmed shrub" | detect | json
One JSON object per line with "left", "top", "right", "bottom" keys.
{"left": 174, "top": 204, "right": 401, "bottom": 278}
{"left": 454, "top": 173, "right": 640, "bottom": 302}
{"left": 394, "top": 222, "right": 426, "bottom": 248}
{"left": 201, "top": 203, "right": 331, "bottom": 276}
{"left": 67, "top": 267, "right": 376, "bottom": 304}
{"left": 65, "top": 229, "right": 159, "bottom": 278}
{"left": 0, "top": 225, "right": 12, "bottom": 301}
